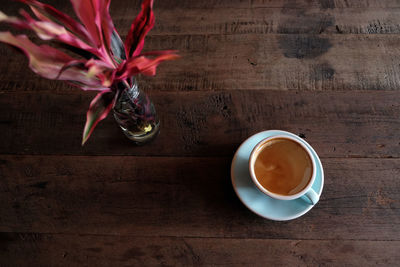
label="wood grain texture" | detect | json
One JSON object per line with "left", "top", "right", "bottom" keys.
{"left": 0, "top": 156, "right": 399, "bottom": 240}
{"left": 2, "top": 2, "right": 400, "bottom": 92}
{"left": 1, "top": 233, "right": 399, "bottom": 266}
{"left": 4, "top": 0, "right": 400, "bottom": 12}
{"left": 1, "top": 0, "right": 400, "bottom": 265}
{"left": 127, "top": 8, "right": 400, "bottom": 36}
{"left": 3, "top": 34, "right": 400, "bottom": 91}
{"left": 0, "top": 90, "right": 398, "bottom": 157}
{"left": 4, "top": 0, "right": 400, "bottom": 36}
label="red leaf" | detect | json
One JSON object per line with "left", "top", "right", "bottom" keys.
{"left": 18, "top": 0, "right": 91, "bottom": 43}
{"left": 82, "top": 90, "right": 116, "bottom": 145}
{"left": 117, "top": 53, "right": 179, "bottom": 80}
{"left": 100, "top": 0, "right": 114, "bottom": 49}
{"left": 56, "top": 59, "right": 86, "bottom": 79}
{"left": 70, "top": 0, "right": 102, "bottom": 47}
{"left": 0, "top": 11, "right": 29, "bottom": 29}
{"left": 125, "top": 0, "right": 155, "bottom": 58}
{"left": 1, "top": 9, "right": 99, "bottom": 55}
{"left": 0, "top": 32, "right": 107, "bottom": 89}
{"left": 100, "top": 1, "right": 126, "bottom": 63}
{"left": 70, "top": 0, "right": 116, "bottom": 66}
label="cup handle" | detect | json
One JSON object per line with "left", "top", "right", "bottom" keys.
{"left": 303, "top": 188, "right": 319, "bottom": 205}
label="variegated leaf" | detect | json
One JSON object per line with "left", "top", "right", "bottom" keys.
{"left": 82, "top": 90, "right": 116, "bottom": 145}
{"left": 125, "top": 0, "right": 155, "bottom": 58}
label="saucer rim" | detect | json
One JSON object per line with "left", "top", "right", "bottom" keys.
{"left": 230, "top": 130, "right": 324, "bottom": 221}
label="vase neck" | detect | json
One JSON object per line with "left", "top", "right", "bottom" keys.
{"left": 123, "top": 78, "right": 139, "bottom": 101}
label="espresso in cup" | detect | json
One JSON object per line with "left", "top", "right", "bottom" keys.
{"left": 252, "top": 137, "right": 313, "bottom": 196}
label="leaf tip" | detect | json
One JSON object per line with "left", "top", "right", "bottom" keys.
{"left": 0, "top": 11, "right": 6, "bottom": 21}
{"left": 81, "top": 130, "right": 89, "bottom": 146}
{"left": 81, "top": 136, "right": 87, "bottom": 146}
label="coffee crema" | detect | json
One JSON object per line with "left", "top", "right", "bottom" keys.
{"left": 253, "top": 138, "right": 313, "bottom": 196}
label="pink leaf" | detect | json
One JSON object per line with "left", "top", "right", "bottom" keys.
{"left": 18, "top": 0, "right": 91, "bottom": 43}
{"left": 56, "top": 59, "right": 87, "bottom": 79}
{"left": 117, "top": 53, "right": 179, "bottom": 80}
{"left": 0, "top": 9, "right": 107, "bottom": 60}
{"left": 98, "top": 1, "right": 126, "bottom": 63}
{"left": 70, "top": 0, "right": 102, "bottom": 47}
{"left": 100, "top": 0, "right": 115, "bottom": 49}
{"left": 82, "top": 90, "right": 116, "bottom": 145}
{"left": 85, "top": 58, "right": 116, "bottom": 86}
{"left": 125, "top": 0, "right": 155, "bottom": 58}
{"left": 0, "top": 11, "right": 29, "bottom": 29}
{"left": 70, "top": 0, "right": 116, "bottom": 66}
{"left": 0, "top": 32, "right": 107, "bottom": 89}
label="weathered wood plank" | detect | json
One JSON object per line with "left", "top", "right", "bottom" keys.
{"left": 2, "top": 0, "right": 400, "bottom": 92}
{"left": 0, "top": 233, "right": 399, "bottom": 266}
{"left": 0, "top": 91, "right": 398, "bottom": 157}
{"left": 3, "top": 34, "right": 400, "bottom": 92}
{"left": 141, "top": 34, "right": 400, "bottom": 91}
{"left": 4, "top": 0, "right": 400, "bottom": 13}
{"left": 148, "top": 0, "right": 400, "bottom": 9}
{"left": 1, "top": 0, "right": 399, "bottom": 265}
{"left": 4, "top": 1, "right": 400, "bottom": 36}
{"left": 0, "top": 156, "right": 398, "bottom": 240}
{"left": 134, "top": 8, "right": 400, "bottom": 36}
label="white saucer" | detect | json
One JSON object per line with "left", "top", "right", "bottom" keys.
{"left": 231, "top": 130, "right": 324, "bottom": 221}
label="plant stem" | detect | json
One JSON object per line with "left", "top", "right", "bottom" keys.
{"left": 122, "top": 80, "right": 131, "bottom": 90}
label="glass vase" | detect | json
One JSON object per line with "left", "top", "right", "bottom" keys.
{"left": 113, "top": 78, "right": 160, "bottom": 144}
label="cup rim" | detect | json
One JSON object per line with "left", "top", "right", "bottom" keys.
{"left": 248, "top": 135, "right": 317, "bottom": 200}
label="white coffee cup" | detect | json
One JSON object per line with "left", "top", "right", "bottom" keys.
{"left": 248, "top": 135, "right": 319, "bottom": 205}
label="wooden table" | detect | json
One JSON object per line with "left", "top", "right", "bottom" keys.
{"left": 1, "top": 0, "right": 399, "bottom": 265}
